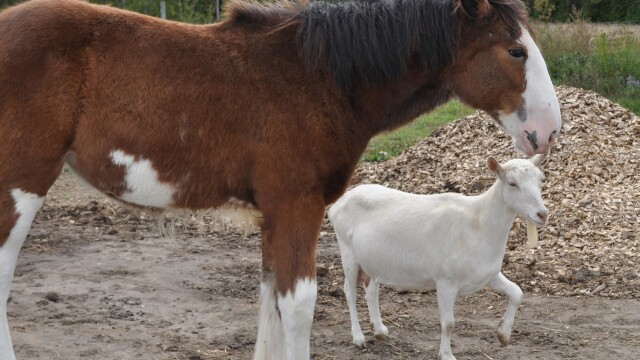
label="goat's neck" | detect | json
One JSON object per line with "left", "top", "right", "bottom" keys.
{"left": 475, "top": 182, "right": 517, "bottom": 243}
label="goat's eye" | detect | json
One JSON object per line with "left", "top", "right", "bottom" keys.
{"left": 508, "top": 182, "right": 519, "bottom": 188}
{"left": 508, "top": 48, "right": 526, "bottom": 58}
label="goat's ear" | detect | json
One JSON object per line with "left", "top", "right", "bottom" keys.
{"left": 455, "top": 0, "right": 491, "bottom": 19}
{"left": 487, "top": 156, "right": 503, "bottom": 176}
{"left": 530, "top": 149, "right": 550, "bottom": 167}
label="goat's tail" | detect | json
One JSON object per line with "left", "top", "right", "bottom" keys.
{"left": 327, "top": 189, "right": 351, "bottom": 224}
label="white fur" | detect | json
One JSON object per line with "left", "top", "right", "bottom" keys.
{"left": 328, "top": 156, "right": 547, "bottom": 359}
{"left": 0, "top": 189, "right": 45, "bottom": 360}
{"left": 254, "top": 277, "right": 317, "bottom": 360}
{"left": 254, "top": 274, "right": 284, "bottom": 360}
{"left": 499, "top": 25, "right": 562, "bottom": 156}
{"left": 278, "top": 278, "right": 317, "bottom": 360}
{"left": 109, "top": 150, "right": 175, "bottom": 208}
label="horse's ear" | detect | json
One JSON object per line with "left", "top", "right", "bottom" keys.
{"left": 487, "top": 156, "right": 503, "bottom": 176}
{"left": 456, "top": 0, "right": 491, "bottom": 19}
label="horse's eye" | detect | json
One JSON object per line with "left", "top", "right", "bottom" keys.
{"left": 509, "top": 48, "right": 526, "bottom": 58}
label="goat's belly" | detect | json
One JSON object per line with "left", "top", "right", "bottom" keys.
{"left": 382, "top": 277, "right": 437, "bottom": 292}
{"left": 457, "top": 270, "right": 501, "bottom": 296}
{"left": 361, "top": 265, "right": 437, "bottom": 291}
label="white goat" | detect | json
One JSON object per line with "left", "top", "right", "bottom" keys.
{"left": 328, "top": 154, "right": 548, "bottom": 360}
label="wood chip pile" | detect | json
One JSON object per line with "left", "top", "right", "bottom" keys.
{"left": 353, "top": 86, "right": 639, "bottom": 299}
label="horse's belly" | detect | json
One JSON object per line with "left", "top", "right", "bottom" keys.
{"left": 108, "top": 149, "right": 176, "bottom": 208}
{"left": 67, "top": 148, "right": 185, "bottom": 209}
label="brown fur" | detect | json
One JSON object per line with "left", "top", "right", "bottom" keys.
{"left": 0, "top": 0, "right": 532, "bottom": 297}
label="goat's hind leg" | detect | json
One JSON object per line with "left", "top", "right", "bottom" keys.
{"left": 487, "top": 272, "right": 523, "bottom": 346}
{"left": 0, "top": 189, "right": 45, "bottom": 359}
{"left": 436, "top": 282, "right": 458, "bottom": 360}
{"left": 363, "top": 280, "right": 389, "bottom": 340}
{"left": 337, "top": 244, "right": 366, "bottom": 348}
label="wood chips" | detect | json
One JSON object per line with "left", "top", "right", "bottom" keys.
{"left": 352, "top": 86, "right": 639, "bottom": 299}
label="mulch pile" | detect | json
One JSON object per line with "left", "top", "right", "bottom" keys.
{"left": 352, "top": 86, "right": 639, "bottom": 299}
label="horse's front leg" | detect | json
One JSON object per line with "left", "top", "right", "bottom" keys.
{"left": 254, "top": 195, "right": 325, "bottom": 360}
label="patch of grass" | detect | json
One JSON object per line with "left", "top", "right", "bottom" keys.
{"left": 535, "top": 23, "right": 640, "bottom": 115}
{"left": 363, "top": 100, "right": 474, "bottom": 162}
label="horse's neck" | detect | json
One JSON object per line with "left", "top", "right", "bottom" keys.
{"left": 352, "top": 68, "right": 454, "bottom": 135}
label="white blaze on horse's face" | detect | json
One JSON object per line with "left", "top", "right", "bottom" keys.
{"left": 498, "top": 26, "right": 562, "bottom": 156}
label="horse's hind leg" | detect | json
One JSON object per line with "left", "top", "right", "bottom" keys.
{"left": 255, "top": 195, "right": 325, "bottom": 360}
{"left": 0, "top": 189, "right": 46, "bottom": 358}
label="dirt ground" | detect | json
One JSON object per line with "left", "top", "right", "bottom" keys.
{"left": 8, "top": 170, "right": 640, "bottom": 360}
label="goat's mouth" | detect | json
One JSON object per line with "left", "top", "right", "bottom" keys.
{"left": 526, "top": 216, "right": 546, "bottom": 227}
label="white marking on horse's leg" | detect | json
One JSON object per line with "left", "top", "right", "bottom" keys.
{"left": 436, "top": 282, "right": 458, "bottom": 360}
{"left": 0, "top": 189, "right": 45, "bottom": 360}
{"left": 254, "top": 273, "right": 284, "bottom": 360}
{"left": 488, "top": 272, "right": 523, "bottom": 346}
{"left": 109, "top": 150, "right": 175, "bottom": 208}
{"left": 340, "top": 253, "right": 365, "bottom": 347}
{"left": 278, "top": 278, "right": 317, "bottom": 360}
{"left": 364, "top": 280, "right": 388, "bottom": 340}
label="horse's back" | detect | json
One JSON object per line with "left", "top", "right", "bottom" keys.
{"left": 0, "top": 0, "right": 359, "bottom": 211}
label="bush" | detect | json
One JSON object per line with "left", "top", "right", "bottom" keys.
{"left": 535, "top": 23, "right": 640, "bottom": 114}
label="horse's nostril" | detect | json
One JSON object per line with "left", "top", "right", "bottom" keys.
{"left": 548, "top": 130, "right": 557, "bottom": 144}
{"left": 537, "top": 211, "right": 548, "bottom": 222}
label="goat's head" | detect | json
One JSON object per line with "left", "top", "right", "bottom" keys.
{"left": 487, "top": 152, "right": 548, "bottom": 226}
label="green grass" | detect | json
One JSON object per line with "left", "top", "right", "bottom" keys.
{"left": 535, "top": 23, "right": 640, "bottom": 115}
{"left": 362, "top": 100, "right": 474, "bottom": 162}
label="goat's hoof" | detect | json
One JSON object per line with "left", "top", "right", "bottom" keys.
{"left": 497, "top": 330, "right": 510, "bottom": 346}
{"left": 374, "top": 325, "right": 389, "bottom": 340}
{"left": 438, "top": 353, "right": 457, "bottom": 360}
{"left": 352, "top": 334, "right": 366, "bottom": 348}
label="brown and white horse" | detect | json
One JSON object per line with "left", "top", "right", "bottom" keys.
{"left": 0, "top": 0, "right": 560, "bottom": 358}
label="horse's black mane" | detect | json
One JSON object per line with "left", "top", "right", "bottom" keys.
{"left": 227, "top": 0, "right": 528, "bottom": 93}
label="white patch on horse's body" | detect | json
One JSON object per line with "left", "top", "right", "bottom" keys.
{"left": 499, "top": 24, "right": 562, "bottom": 155}
{"left": 109, "top": 150, "right": 175, "bottom": 208}
{"left": 277, "top": 278, "right": 317, "bottom": 360}
{"left": 0, "top": 189, "right": 45, "bottom": 359}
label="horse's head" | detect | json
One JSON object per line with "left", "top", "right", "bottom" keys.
{"left": 449, "top": 0, "right": 561, "bottom": 156}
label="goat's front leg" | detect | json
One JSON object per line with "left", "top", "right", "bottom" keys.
{"left": 364, "top": 280, "right": 389, "bottom": 340}
{"left": 436, "top": 282, "right": 458, "bottom": 360}
{"left": 487, "top": 272, "right": 523, "bottom": 346}
{"left": 256, "top": 195, "right": 325, "bottom": 360}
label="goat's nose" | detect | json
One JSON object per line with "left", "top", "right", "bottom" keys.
{"left": 537, "top": 210, "right": 548, "bottom": 223}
